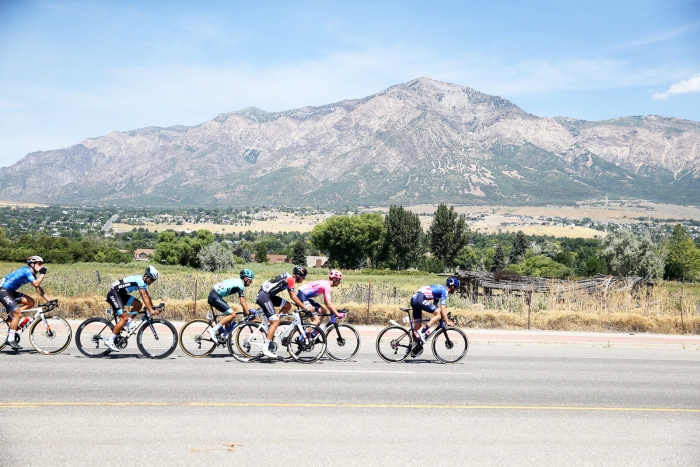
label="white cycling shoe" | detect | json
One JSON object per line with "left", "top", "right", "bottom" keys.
{"left": 262, "top": 342, "right": 277, "bottom": 359}
{"left": 103, "top": 338, "right": 120, "bottom": 352}
{"left": 207, "top": 327, "right": 219, "bottom": 342}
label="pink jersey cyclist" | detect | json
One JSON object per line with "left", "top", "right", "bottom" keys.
{"left": 297, "top": 270, "right": 344, "bottom": 326}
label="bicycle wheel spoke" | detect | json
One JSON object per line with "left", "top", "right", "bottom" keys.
{"left": 376, "top": 326, "right": 411, "bottom": 363}
{"left": 324, "top": 324, "right": 360, "bottom": 361}
{"left": 179, "top": 319, "right": 217, "bottom": 357}
{"left": 75, "top": 318, "right": 114, "bottom": 358}
{"left": 30, "top": 317, "right": 72, "bottom": 354}
{"left": 137, "top": 320, "right": 178, "bottom": 359}
{"left": 432, "top": 328, "right": 468, "bottom": 363}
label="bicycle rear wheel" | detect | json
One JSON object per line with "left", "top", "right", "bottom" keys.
{"left": 137, "top": 319, "right": 178, "bottom": 359}
{"left": 431, "top": 327, "right": 468, "bottom": 363}
{"left": 324, "top": 323, "right": 360, "bottom": 361}
{"left": 75, "top": 317, "right": 114, "bottom": 358}
{"left": 29, "top": 316, "right": 72, "bottom": 355}
{"left": 287, "top": 324, "right": 326, "bottom": 363}
{"left": 179, "top": 319, "right": 217, "bottom": 357}
{"left": 376, "top": 326, "right": 412, "bottom": 363}
{"left": 0, "top": 319, "right": 9, "bottom": 351}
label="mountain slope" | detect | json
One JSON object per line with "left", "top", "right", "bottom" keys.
{"left": 1, "top": 77, "right": 698, "bottom": 206}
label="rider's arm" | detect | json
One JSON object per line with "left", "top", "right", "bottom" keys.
{"left": 324, "top": 294, "right": 339, "bottom": 316}
{"left": 239, "top": 296, "right": 251, "bottom": 315}
{"left": 33, "top": 284, "right": 51, "bottom": 302}
{"left": 288, "top": 289, "right": 312, "bottom": 311}
{"left": 139, "top": 288, "right": 157, "bottom": 314}
{"left": 30, "top": 270, "right": 51, "bottom": 302}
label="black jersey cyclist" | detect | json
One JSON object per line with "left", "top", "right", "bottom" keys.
{"left": 1, "top": 256, "right": 56, "bottom": 350}
{"left": 206, "top": 269, "right": 255, "bottom": 342}
{"left": 103, "top": 266, "right": 160, "bottom": 352}
{"left": 256, "top": 265, "right": 314, "bottom": 358}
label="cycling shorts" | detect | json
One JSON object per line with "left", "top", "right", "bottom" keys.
{"left": 208, "top": 289, "right": 232, "bottom": 314}
{"left": 256, "top": 290, "right": 286, "bottom": 322}
{"left": 296, "top": 290, "right": 322, "bottom": 315}
{"left": 410, "top": 292, "right": 438, "bottom": 320}
{"left": 106, "top": 288, "right": 137, "bottom": 316}
{"left": 0, "top": 288, "right": 25, "bottom": 313}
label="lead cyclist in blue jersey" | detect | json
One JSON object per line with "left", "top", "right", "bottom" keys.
{"left": 103, "top": 266, "right": 160, "bottom": 352}
{"left": 410, "top": 277, "right": 459, "bottom": 347}
{"left": 1, "top": 256, "right": 56, "bottom": 350}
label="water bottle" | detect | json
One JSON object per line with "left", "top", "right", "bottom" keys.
{"left": 18, "top": 317, "right": 30, "bottom": 330}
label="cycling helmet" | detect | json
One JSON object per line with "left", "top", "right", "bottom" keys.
{"left": 446, "top": 277, "right": 460, "bottom": 289}
{"left": 240, "top": 269, "right": 255, "bottom": 280}
{"left": 329, "top": 269, "right": 343, "bottom": 281}
{"left": 27, "top": 255, "right": 44, "bottom": 265}
{"left": 292, "top": 266, "right": 308, "bottom": 277}
{"left": 144, "top": 265, "right": 160, "bottom": 281}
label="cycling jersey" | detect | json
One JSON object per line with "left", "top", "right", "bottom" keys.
{"left": 213, "top": 278, "right": 245, "bottom": 298}
{"left": 259, "top": 272, "right": 296, "bottom": 297}
{"left": 0, "top": 267, "right": 36, "bottom": 292}
{"left": 298, "top": 280, "right": 332, "bottom": 303}
{"left": 110, "top": 275, "right": 147, "bottom": 294}
{"left": 417, "top": 284, "right": 449, "bottom": 306}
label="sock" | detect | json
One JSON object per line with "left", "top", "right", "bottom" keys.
{"left": 109, "top": 334, "right": 116, "bottom": 342}
{"left": 212, "top": 324, "right": 221, "bottom": 332}
{"left": 421, "top": 325, "right": 429, "bottom": 333}
{"left": 263, "top": 339, "right": 270, "bottom": 349}
{"left": 8, "top": 329, "right": 16, "bottom": 340}
{"left": 126, "top": 318, "right": 133, "bottom": 328}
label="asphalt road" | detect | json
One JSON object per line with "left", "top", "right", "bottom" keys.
{"left": 1, "top": 337, "right": 699, "bottom": 466}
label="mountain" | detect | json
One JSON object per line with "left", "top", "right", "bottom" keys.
{"left": 1, "top": 77, "right": 699, "bottom": 206}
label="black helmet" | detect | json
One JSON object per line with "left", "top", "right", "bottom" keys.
{"left": 292, "top": 266, "right": 308, "bottom": 277}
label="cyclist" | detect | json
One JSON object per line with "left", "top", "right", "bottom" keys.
{"left": 409, "top": 277, "right": 459, "bottom": 356}
{"left": 207, "top": 269, "right": 255, "bottom": 342}
{"left": 1, "top": 256, "right": 56, "bottom": 350}
{"left": 103, "top": 266, "right": 160, "bottom": 352}
{"left": 256, "top": 265, "right": 314, "bottom": 358}
{"left": 297, "top": 269, "right": 345, "bottom": 328}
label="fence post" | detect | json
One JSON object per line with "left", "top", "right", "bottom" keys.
{"left": 194, "top": 274, "right": 198, "bottom": 316}
{"left": 366, "top": 281, "right": 372, "bottom": 325}
{"left": 95, "top": 270, "right": 101, "bottom": 284}
{"left": 527, "top": 291, "right": 532, "bottom": 330}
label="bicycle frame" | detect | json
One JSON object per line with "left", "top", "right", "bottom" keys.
{"left": 105, "top": 304, "right": 165, "bottom": 341}
{"left": 2, "top": 302, "right": 58, "bottom": 338}
{"left": 391, "top": 310, "right": 452, "bottom": 347}
{"left": 240, "top": 310, "right": 307, "bottom": 354}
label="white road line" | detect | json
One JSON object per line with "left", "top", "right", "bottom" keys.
{"left": 238, "top": 368, "right": 473, "bottom": 375}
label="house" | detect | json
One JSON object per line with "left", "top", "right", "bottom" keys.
{"left": 306, "top": 256, "right": 329, "bottom": 268}
{"left": 133, "top": 249, "right": 154, "bottom": 261}
{"left": 250, "top": 254, "right": 289, "bottom": 264}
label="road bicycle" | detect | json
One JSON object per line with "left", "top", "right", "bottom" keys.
{"left": 303, "top": 308, "right": 360, "bottom": 361}
{"left": 179, "top": 309, "right": 254, "bottom": 358}
{"left": 0, "top": 300, "right": 71, "bottom": 354}
{"left": 232, "top": 309, "right": 327, "bottom": 363}
{"left": 74, "top": 303, "right": 178, "bottom": 359}
{"left": 375, "top": 308, "right": 468, "bottom": 364}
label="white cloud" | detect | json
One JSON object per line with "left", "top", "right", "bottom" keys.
{"left": 653, "top": 73, "right": 700, "bottom": 100}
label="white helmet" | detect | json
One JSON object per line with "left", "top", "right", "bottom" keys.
{"left": 144, "top": 265, "right": 159, "bottom": 281}
{"left": 27, "top": 255, "right": 44, "bottom": 265}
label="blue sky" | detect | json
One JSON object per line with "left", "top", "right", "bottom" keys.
{"left": 0, "top": 0, "right": 699, "bottom": 166}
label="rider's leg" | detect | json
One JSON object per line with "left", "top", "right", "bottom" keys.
{"left": 112, "top": 311, "right": 130, "bottom": 335}
{"left": 426, "top": 311, "right": 442, "bottom": 329}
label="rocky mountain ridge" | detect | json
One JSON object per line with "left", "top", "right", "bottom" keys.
{"left": 1, "top": 77, "right": 698, "bottom": 206}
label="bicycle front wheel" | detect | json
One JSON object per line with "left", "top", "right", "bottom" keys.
{"left": 431, "top": 327, "right": 468, "bottom": 363}
{"left": 137, "top": 319, "right": 178, "bottom": 359}
{"left": 231, "top": 322, "right": 265, "bottom": 362}
{"left": 75, "top": 317, "right": 114, "bottom": 358}
{"left": 179, "top": 319, "right": 217, "bottom": 357}
{"left": 287, "top": 324, "right": 326, "bottom": 363}
{"left": 0, "top": 319, "right": 9, "bottom": 351}
{"left": 324, "top": 323, "right": 360, "bottom": 361}
{"left": 29, "top": 316, "right": 72, "bottom": 355}
{"left": 376, "top": 326, "right": 412, "bottom": 363}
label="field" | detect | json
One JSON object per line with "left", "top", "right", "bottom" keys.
{"left": 3, "top": 261, "right": 698, "bottom": 335}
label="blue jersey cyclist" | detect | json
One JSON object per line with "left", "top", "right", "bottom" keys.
{"left": 410, "top": 277, "right": 459, "bottom": 343}
{"left": 103, "top": 266, "right": 160, "bottom": 352}
{"left": 206, "top": 269, "right": 255, "bottom": 342}
{"left": 1, "top": 256, "right": 56, "bottom": 351}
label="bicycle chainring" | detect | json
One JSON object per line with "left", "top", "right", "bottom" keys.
{"left": 114, "top": 335, "right": 128, "bottom": 349}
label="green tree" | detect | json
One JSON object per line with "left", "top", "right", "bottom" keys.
{"left": 455, "top": 246, "right": 479, "bottom": 270}
{"left": 418, "top": 255, "right": 445, "bottom": 273}
{"left": 600, "top": 228, "right": 665, "bottom": 278}
{"left": 384, "top": 205, "right": 423, "bottom": 269}
{"left": 491, "top": 244, "right": 506, "bottom": 271}
{"left": 311, "top": 213, "right": 386, "bottom": 269}
{"left": 254, "top": 241, "right": 269, "bottom": 263}
{"left": 291, "top": 240, "right": 307, "bottom": 266}
{"left": 197, "top": 242, "right": 235, "bottom": 272}
{"left": 240, "top": 248, "right": 253, "bottom": 263}
{"left": 507, "top": 256, "right": 574, "bottom": 279}
{"left": 508, "top": 231, "right": 528, "bottom": 265}
{"left": 428, "top": 204, "right": 470, "bottom": 268}
{"left": 665, "top": 224, "right": 700, "bottom": 280}
{"left": 553, "top": 251, "right": 574, "bottom": 268}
